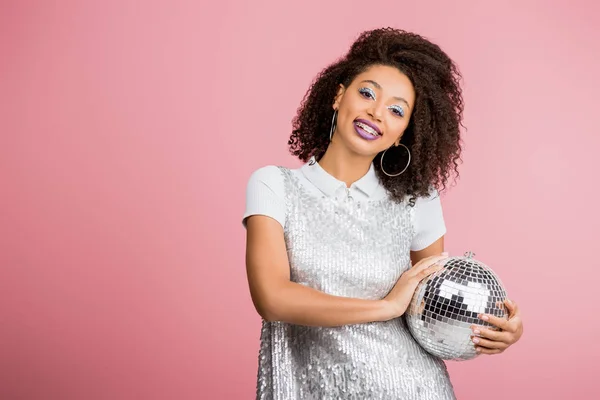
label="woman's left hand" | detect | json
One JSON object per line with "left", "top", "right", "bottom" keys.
{"left": 470, "top": 299, "right": 523, "bottom": 355}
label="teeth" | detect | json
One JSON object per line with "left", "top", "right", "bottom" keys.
{"left": 356, "top": 122, "right": 380, "bottom": 136}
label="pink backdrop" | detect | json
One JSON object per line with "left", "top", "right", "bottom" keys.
{"left": 2, "top": 0, "right": 599, "bottom": 398}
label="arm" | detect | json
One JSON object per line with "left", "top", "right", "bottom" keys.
{"left": 410, "top": 236, "right": 444, "bottom": 266}
{"left": 245, "top": 215, "right": 393, "bottom": 327}
{"left": 243, "top": 167, "right": 444, "bottom": 327}
{"left": 409, "top": 203, "right": 524, "bottom": 354}
{"left": 245, "top": 216, "right": 446, "bottom": 327}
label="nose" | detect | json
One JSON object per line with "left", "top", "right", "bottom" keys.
{"left": 367, "top": 100, "right": 385, "bottom": 121}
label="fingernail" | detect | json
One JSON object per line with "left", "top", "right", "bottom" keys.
{"left": 476, "top": 347, "right": 481, "bottom": 352}
{"left": 473, "top": 329, "right": 481, "bottom": 335}
{"left": 507, "top": 299, "right": 513, "bottom": 305}
{"left": 480, "top": 315, "right": 489, "bottom": 321}
{"left": 472, "top": 337, "right": 480, "bottom": 344}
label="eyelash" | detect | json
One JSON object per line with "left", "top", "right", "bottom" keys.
{"left": 358, "top": 87, "right": 405, "bottom": 118}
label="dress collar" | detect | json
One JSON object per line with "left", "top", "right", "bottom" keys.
{"left": 300, "top": 156, "right": 380, "bottom": 198}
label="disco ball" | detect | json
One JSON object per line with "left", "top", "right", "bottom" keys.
{"left": 405, "top": 251, "right": 509, "bottom": 361}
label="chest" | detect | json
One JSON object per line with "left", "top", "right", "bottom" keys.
{"left": 283, "top": 188, "right": 414, "bottom": 299}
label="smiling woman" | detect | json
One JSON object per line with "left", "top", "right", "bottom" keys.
{"left": 334, "top": 68, "right": 414, "bottom": 147}
{"left": 288, "top": 28, "right": 465, "bottom": 204}
{"left": 242, "top": 28, "right": 523, "bottom": 399}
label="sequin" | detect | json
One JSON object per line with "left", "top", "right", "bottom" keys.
{"left": 255, "top": 167, "right": 456, "bottom": 400}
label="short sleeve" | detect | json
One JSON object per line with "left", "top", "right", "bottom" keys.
{"left": 242, "top": 166, "right": 286, "bottom": 229}
{"left": 411, "top": 189, "right": 447, "bottom": 251}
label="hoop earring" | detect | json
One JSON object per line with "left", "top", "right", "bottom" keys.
{"left": 380, "top": 143, "right": 411, "bottom": 177}
{"left": 329, "top": 109, "right": 338, "bottom": 141}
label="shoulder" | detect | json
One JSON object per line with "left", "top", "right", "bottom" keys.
{"left": 414, "top": 187, "right": 441, "bottom": 206}
{"left": 246, "top": 165, "right": 287, "bottom": 197}
{"left": 248, "top": 165, "right": 285, "bottom": 180}
{"left": 243, "top": 165, "right": 289, "bottom": 229}
{"left": 413, "top": 187, "right": 444, "bottom": 219}
{"left": 411, "top": 187, "right": 446, "bottom": 251}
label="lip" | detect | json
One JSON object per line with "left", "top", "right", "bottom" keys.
{"left": 353, "top": 122, "right": 381, "bottom": 141}
{"left": 354, "top": 118, "right": 382, "bottom": 135}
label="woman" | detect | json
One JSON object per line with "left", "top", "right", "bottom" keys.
{"left": 242, "top": 28, "right": 523, "bottom": 399}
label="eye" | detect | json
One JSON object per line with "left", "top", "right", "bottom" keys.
{"left": 388, "top": 105, "right": 405, "bottom": 118}
{"left": 358, "top": 87, "right": 376, "bottom": 100}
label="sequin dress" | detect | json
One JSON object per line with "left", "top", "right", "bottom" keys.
{"left": 248, "top": 165, "right": 456, "bottom": 400}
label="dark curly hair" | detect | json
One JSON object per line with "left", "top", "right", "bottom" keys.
{"left": 288, "top": 28, "right": 464, "bottom": 205}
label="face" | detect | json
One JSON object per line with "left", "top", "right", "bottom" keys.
{"left": 332, "top": 64, "right": 415, "bottom": 157}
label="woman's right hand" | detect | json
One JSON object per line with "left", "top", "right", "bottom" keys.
{"left": 383, "top": 253, "right": 449, "bottom": 319}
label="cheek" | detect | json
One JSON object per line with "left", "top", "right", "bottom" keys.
{"left": 388, "top": 119, "right": 409, "bottom": 138}
{"left": 340, "top": 101, "right": 361, "bottom": 118}
{"left": 339, "top": 107, "right": 360, "bottom": 125}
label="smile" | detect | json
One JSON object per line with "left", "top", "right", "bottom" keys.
{"left": 353, "top": 119, "right": 381, "bottom": 141}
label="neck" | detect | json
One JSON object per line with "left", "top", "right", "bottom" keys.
{"left": 318, "top": 144, "right": 374, "bottom": 188}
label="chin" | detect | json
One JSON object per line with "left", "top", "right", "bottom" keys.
{"left": 344, "top": 137, "right": 386, "bottom": 158}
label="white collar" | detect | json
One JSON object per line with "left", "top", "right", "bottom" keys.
{"left": 300, "top": 156, "right": 380, "bottom": 198}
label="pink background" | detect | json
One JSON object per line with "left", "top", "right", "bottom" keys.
{"left": 1, "top": 0, "right": 599, "bottom": 398}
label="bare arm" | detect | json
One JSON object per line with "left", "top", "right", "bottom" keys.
{"left": 245, "top": 216, "right": 446, "bottom": 327}
{"left": 410, "top": 236, "right": 445, "bottom": 266}
{"left": 245, "top": 215, "right": 392, "bottom": 327}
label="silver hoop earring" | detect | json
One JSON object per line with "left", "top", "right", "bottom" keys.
{"left": 380, "top": 143, "right": 411, "bottom": 177}
{"left": 329, "top": 109, "right": 338, "bottom": 141}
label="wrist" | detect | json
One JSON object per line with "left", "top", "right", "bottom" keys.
{"left": 378, "top": 299, "right": 399, "bottom": 321}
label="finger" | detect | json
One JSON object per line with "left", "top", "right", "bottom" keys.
{"left": 471, "top": 336, "right": 508, "bottom": 350}
{"left": 413, "top": 255, "right": 447, "bottom": 269}
{"left": 412, "top": 254, "right": 448, "bottom": 273}
{"left": 416, "top": 263, "right": 444, "bottom": 280}
{"left": 470, "top": 326, "right": 504, "bottom": 341}
{"left": 495, "top": 300, "right": 506, "bottom": 312}
{"left": 506, "top": 316, "right": 523, "bottom": 336}
{"left": 504, "top": 299, "right": 520, "bottom": 318}
{"left": 478, "top": 313, "right": 510, "bottom": 331}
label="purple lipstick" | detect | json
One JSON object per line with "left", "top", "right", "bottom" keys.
{"left": 353, "top": 119, "right": 382, "bottom": 141}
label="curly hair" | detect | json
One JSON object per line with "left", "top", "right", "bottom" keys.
{"left": 288, "top": 28, "right": 464, "bottom": 205}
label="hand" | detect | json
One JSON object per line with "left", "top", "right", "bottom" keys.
{"left": 470, "top": 298, "right": 523, "bottom": 355}
{"left": 383, "top": 253, "right": 449, "bottom": 319}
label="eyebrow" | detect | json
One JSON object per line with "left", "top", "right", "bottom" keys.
{"left": 360, "top": 80, "right": 411, "bottom": 110}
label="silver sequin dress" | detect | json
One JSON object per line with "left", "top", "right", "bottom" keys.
{"left": 254, "top": 167, "right": 456, "bottom": 400}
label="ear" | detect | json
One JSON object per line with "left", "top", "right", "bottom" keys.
{"left": 395, "top": 134, "right": 405, "bottom": 147}
{"left": 333, "top": 84, "right": 345, "bottom": 110}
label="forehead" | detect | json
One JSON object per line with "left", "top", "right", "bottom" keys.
{"left": 351, "top": 64, "right": 415, "bottom": 104}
